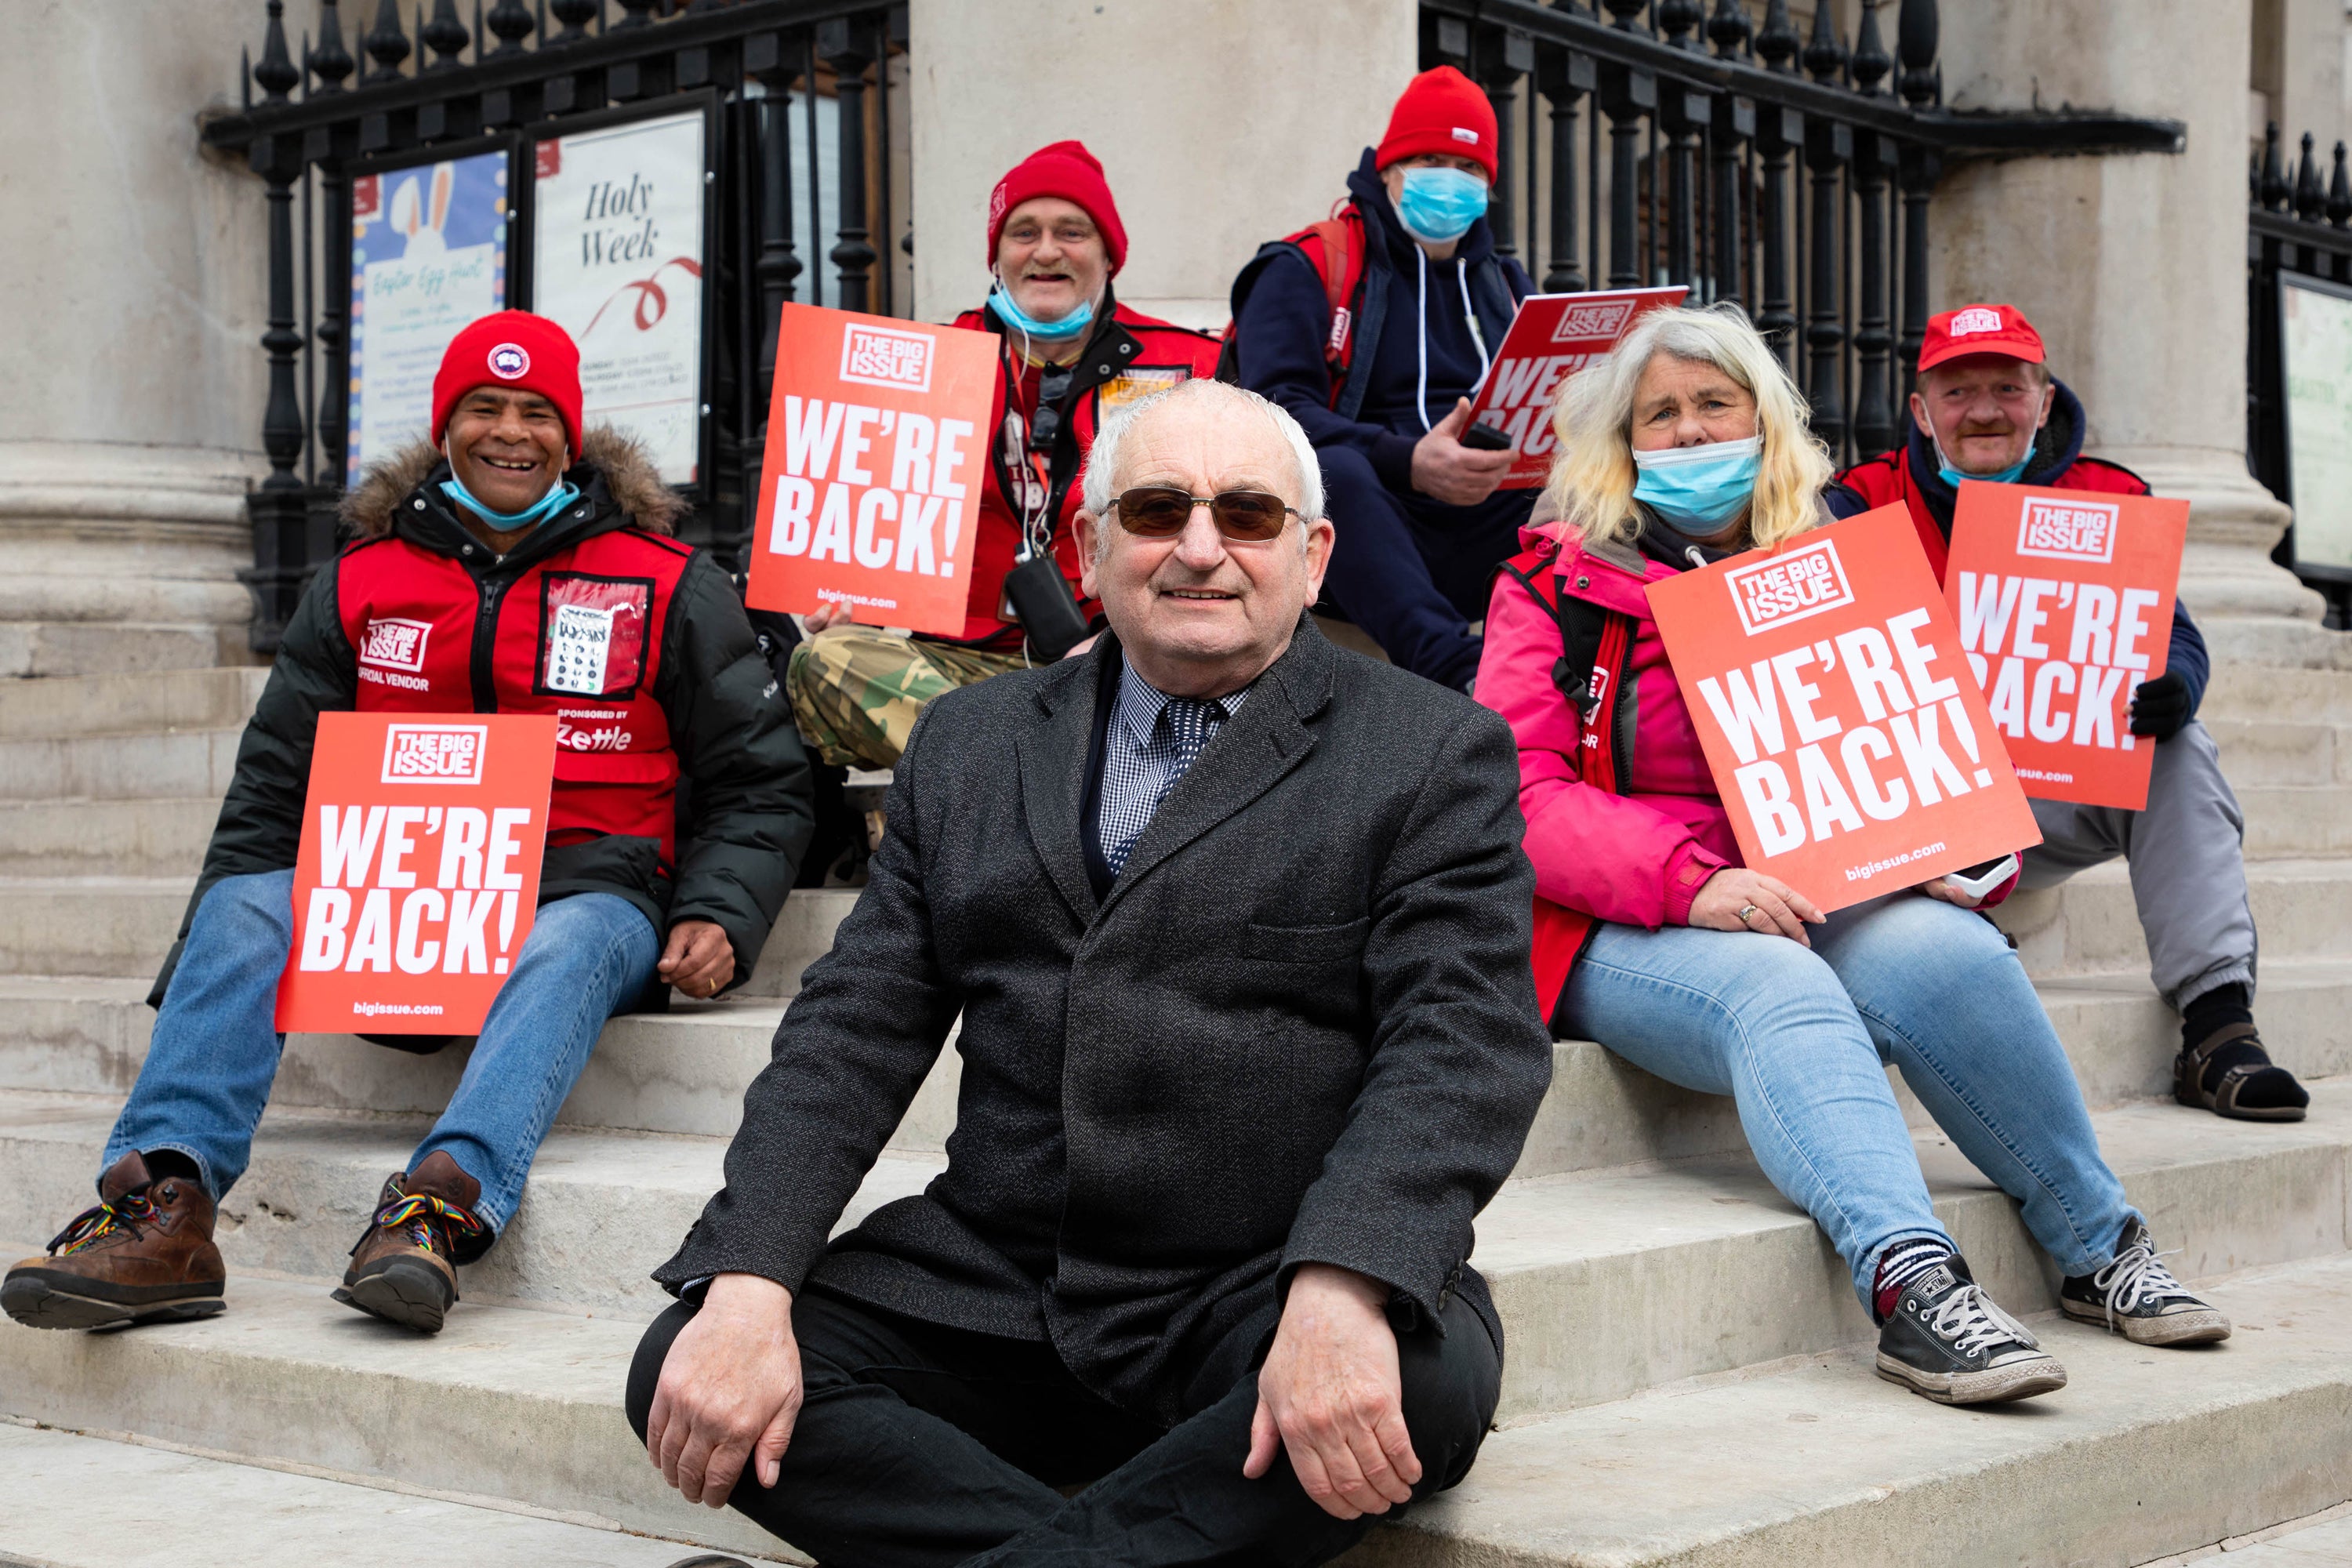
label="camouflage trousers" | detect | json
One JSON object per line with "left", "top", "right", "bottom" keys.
{"left": 786, "top": 626, "right": 1028, "bottom": 769}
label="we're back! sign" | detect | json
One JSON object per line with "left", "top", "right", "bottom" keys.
{"left": 1461, "top": 286, "right": 1685, "bottom": 488}
{"left": 1646, "top": 505, "right": 2042, "bottom": 912}
{"left": 745, "top": 304, "right": 997, "bottom": 635}
{"left": 275, "top": 713, "right": 557, "bottom": 1035}
{"left": 1945, "top": 482, "right": 2189, "bottom": 811}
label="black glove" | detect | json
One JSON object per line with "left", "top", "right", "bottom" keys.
{"left": 2129, "top": 670, "right": 2191, "bottom": 741}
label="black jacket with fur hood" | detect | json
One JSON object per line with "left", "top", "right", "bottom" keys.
{"left": 150, "top": 428, "right": 813, "bottom": 1006}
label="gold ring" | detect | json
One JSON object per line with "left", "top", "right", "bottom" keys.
{"left": 1737, "top": 903, "right": 1760, "bottom": 925}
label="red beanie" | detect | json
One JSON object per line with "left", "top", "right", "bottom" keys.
{"left": 1376, "top": 66, "right": 1498, "bottom": 182}
{"left": 985, "top": 140, "right": 1129, "bottom": 275}
{"left": 430, "top": 310, "right": 585, "bottom": 455}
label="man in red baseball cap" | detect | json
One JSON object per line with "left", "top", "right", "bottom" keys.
{"left": 1830, "top": 304, "right": 2308, "bottom": 1124}
{"left": 1227, "top": 65, "right": 1536, "bottom": 692}
{"left": 4, "top": 310, "right": 813, "bottom": 1340}
{"left": 785, "top": 140, "right": 1222, "bottom": 771}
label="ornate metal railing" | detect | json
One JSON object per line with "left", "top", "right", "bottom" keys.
{"left": 1418, "top": 0, "right": 2183, "bottom": 466}
{"left": 2247, "top": 122, "right": 2352, "bottom": 625}
{"left": 203, "top": 0, "right": 909, "bottom": 651}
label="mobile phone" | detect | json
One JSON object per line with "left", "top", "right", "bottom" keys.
{"left": 1942, "top": 853, "right": 2020, "bottom": 902}
{"left": 1460, "top": 422, "right": 1514, "bottom": 451}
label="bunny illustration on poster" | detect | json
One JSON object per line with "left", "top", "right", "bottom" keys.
{"left": 387, "top": 162, "right": 454, "bottom": 260}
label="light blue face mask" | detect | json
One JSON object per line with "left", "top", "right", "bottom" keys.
{"left": 441, "top": 470, "right": 581, "bottom": 532}
{"left": 1933, "top": 434, "right": 2031, "bottom": 489}
{"left": 1395, "top": 165, "right": 1489, "bottom": 245}
{"left": 987, "top": 280, "right": 1094, "bottom": 343}
{"left": 1632, "top": 436, "right": 1762, "bottom": 536}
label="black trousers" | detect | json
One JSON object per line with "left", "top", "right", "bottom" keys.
{"left": 626, "top": 1285, "right": 1501, "bottom": 1567}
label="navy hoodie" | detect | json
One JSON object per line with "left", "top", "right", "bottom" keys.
{"left": 1232, "top": 150, "right": 1535, "bottom": 495}
{"left": 1825, "top": 379, "right": 2209, "bottom": 719}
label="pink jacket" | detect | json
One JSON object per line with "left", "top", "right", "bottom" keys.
{"left": 1479, "top": 520, "right": 1733, "bottom": 929}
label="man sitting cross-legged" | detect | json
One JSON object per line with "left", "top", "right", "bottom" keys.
{"left": 630, "top": 377, "right": 1552, "bottom": 1565}
{"left": 2, "top": 311, "right": 811, "bottom": 1337}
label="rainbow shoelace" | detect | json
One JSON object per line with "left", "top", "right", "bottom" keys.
{"left": 48, "top": 1191, "right": 158, "bottom": 1256}
{"left": 370, "top": 1192, "right": 487, "bottom": 1256}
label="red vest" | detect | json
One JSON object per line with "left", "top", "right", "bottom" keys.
{"left": 949, "top": 303, "right": 1225, "bottom": 645}
{"left": 1835, "top": 445, "right": 2151, "bottom": 583}
{"left": 337, "top": 527, "right": 694, "bottom": 861}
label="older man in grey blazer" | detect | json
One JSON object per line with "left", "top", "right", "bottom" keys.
{"left": 630, "top": 377, "right": 1552, "bottom": 1566}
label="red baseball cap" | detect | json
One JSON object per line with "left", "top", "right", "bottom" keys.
{"left": 985, "top": 140, "right": 1128, "bottom": 275}
{"left": 1376, "top": 66, "right": 1499, "bottom": 183}
{"left": 1918, "top": 303, "right": 2046, "bottom": 373}
{"left": 430, "top": 310, "right": 585, "bottom": 454}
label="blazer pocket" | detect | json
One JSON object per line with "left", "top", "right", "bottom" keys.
{"left": 1243, "top": 916, "right": 1371, "bottom": 965}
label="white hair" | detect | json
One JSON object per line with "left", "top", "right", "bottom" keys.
{"left": 1080, "top": 379, "right": 1326, "bottom": 551}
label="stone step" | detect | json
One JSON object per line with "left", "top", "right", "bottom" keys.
{"left": 0, "top": 796, "right": 220, "bottom": 876}
{"left": 1, "top": 1080, "right": 2343, "bottom": 1423}
{"left": 1994, "top": 857, "right": 2352, "bottom": 977}
{"left": 2206, "top": 662, "right": 2352, "bottom": 726}
{"left": 0, "top": 1423, "right": 790, "bottom": 1567}
{"left": 0, "top": 876, "right": 188, "bottom": 978}
{"left": 2241, "top": 785, "right": 2352, "bottom": 858}
{"left": 1372, "top": 1250, "right": 2352, "bottom": 1568}
{"left": 0, "top": 622, "right": 238, "bottom": 681}
{"left": 0, "top": 726, "right": 242, "bottom": 800}
{"left": 0, "top": 1269, "right": 785, "bottom": 1561}
{"left": 7, "top": 957, "right": 2347, "bottom": 1170}
{"left": 0, "top": 666, "right": 266, "bottom": 741}
{"left": 2185, "top": 1510, "right": 2352, "bottom": 1566}
{"left": 2204, "top": 717, "right": 2346, "bottom": 788}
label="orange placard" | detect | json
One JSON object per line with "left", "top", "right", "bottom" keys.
{"left": 1944, "top": 481, "right": 2188, "bottom": 811}
{"left": 1645, "top": 504, "right": 2042, "bottom": 912}
{"left": 275, "top": 713, "right": 557, "bottom": 1035}
{"left": 743, "top": 303, "right": 998, "bottom": 634}
{"left": 1462, "top": 286, "right": 1686, "bottom": 488}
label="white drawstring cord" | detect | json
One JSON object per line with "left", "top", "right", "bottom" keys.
{"left": 1457, "top": 259, "right": 1491, "bottom": 379}
{"left": 1414, "top": 247, "right": 1432, "bottom": 433}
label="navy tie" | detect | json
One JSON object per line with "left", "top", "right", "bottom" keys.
{"left": 1105, "top": 696, "right": 1225, "bottom": 877}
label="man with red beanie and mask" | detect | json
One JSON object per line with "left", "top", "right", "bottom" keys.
{"left": 786, "top": 140, "right": 1222, "bottom": 770}
{"left": 1828, "top": 303, "right": 2308, "bottom": 1124}
{"left": 1229, "top": 66, "right": 1535, "bottom": 692}
{"left": 2, "top": 311, "right": 812, "bottom": 1338}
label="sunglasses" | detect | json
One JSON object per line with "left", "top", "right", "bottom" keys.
{"left": 1109, "top": 487, "right": 1301, "bottom": 542}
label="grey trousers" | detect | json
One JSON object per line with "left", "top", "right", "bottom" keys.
{"left": 2015, "top": 720, "right": 2256, "bottom": 1012}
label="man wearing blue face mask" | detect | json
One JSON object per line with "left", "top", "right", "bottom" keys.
{"left": 1228, "top": 67, "right": 1535, "bottom": 693}
{"left": 1828, "top": 303, "right": 2308, "bottom": 1125}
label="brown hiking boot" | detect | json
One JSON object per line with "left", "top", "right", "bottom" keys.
{"left": 2, "top": 1152, "right": 225, "bottom": 1330}
{"left": 332, "top": 1151, "right": 488, "bottom": 1334}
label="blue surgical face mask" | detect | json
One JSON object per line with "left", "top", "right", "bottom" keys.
{"left": 1933, "top": 434, "right": 2030, "bottom": 488}
{"left": 1394, "top": 165, "right": 1489, "bottom": 245}
{"left": 987, "top": 278, "right": 1094, "bottom": 343}
{"left": 440, "top": 463, "right": 581, "bottom": 532}
{"left": 1632, "top": 436, "right": 1763, "bottom": 536}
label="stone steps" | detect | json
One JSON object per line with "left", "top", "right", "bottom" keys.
{"left": 0, "top": 622, "right": 239, "bottom": 681}
{"left": 1994, "top": 857, "right": 2352, "bottom": 978}
{"left": 0, "top": 796, "right": 220, "bottom": 876}
{"left": 0, "top": 1423, "right": 787, "bottom": 1568}
{"left": 2, "top": 1081, "right": 2343, "bottom": 1419}
{"left": 0, "top": 726, "right": 244, "bottom": 801}
{"left": 0, "top": 666, "right": 267, "bottom": 741}
{"left": 1367, "top": 1251, "right": 2352, "bottom": 1568}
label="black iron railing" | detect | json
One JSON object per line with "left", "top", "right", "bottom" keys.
{"left": 1418, "top": 0, "right": 2183, "bottom": 466}
{"left": 2247, "top": 122, "right": 2352, "bottom": 626}
{"left": 203, "top": 0, "right": 910, "bottom": 651}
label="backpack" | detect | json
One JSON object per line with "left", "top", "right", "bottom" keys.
{"left": 1494, "top": 541, "right": 1639, "bottom": 1028}
{"left": 1218, "top": 205, "right": 1386, "bottom": 420}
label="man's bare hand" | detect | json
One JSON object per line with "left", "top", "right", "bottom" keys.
{"left": 1410, "top": 397, "right": 1512, "bottom": 507}
{"left": 1242, "top": 1263, "right": 1421, "bottom": 1520}
{"left": 659, "top": 919, "right": 735, "bottom": 998}
{"left": 1689, "top": 867, "right": 1824, "bottom": 947}
{"left": 646, "top": 1273, "right": 803, "bottom": 1507}
{"left": 804, "top": 601, "right": 854, "bottom": 634}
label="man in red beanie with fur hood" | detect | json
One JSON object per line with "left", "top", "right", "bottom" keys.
{"left": 3, "top": 311, "right": 811, "bottom": 1339}
{"left": 1230, "top": 67, "right": 1535, "bottom": 693}
{"left": 786, "top": 140, "right": 1223, "bottom": 770}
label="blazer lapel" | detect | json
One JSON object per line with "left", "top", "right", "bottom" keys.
{"left": 1018, "top": 646, "right": 1107, "bottom": 924}
{"left": 1095, "top": 618, "right": 1334, "bottom": 920}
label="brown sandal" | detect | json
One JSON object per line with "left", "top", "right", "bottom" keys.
{"left": 2174, "top": 1021, "right": 2308, "bottom": 1122}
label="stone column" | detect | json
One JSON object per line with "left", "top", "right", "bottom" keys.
{"left": 0, "top": 0, "right": 267, "bottom": 673}
{"left": 1933, "top": 0, "right": 2346, "bottom": 669}
{"left": 906, "top": 0, "right": 1419, "bottom": 331}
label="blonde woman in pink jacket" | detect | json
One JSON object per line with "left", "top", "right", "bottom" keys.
{"left": 1477, "top": 304, "right": 2227, "bottom": 1408}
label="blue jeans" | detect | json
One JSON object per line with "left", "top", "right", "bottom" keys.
{"left": 102, "top": 869, "right": 659, "bottom": 1232}
{"left": 1560, "top": 893, "right": 2136, "bottom": 1305}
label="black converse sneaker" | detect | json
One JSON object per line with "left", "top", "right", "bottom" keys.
{"left": 1875, "top": 1254, "right": 2067, "bottom": 1406}
{"left": 2060, "top": 1219, "right": 2230, "bottom": 1346}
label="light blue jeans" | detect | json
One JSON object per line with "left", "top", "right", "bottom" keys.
{"left": 102, "top": 869, "right": 659, "bottom": 1232}
{"left": 1561, "top": 892, "right": 2136, "bottom": 1306}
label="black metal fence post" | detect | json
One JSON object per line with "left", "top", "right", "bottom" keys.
{"left": 1537, "top": 42, "right": 1593, "bottom": 292}
{"left": 1475, "top": 29, "right": 1534, "bottom": 261}
{"left": 818, "top": 19, "right": 876, "bottom": 316}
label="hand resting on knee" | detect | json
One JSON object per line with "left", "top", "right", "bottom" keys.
{"left": 646, "top": 1272, "right": 803, "bottom": 1507}
{"left": 1688, "top": 868, "right": 1824, "bottom": 946}
{"left": 1244, "top": 1262, "right": 1422, "bottom": 1521}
